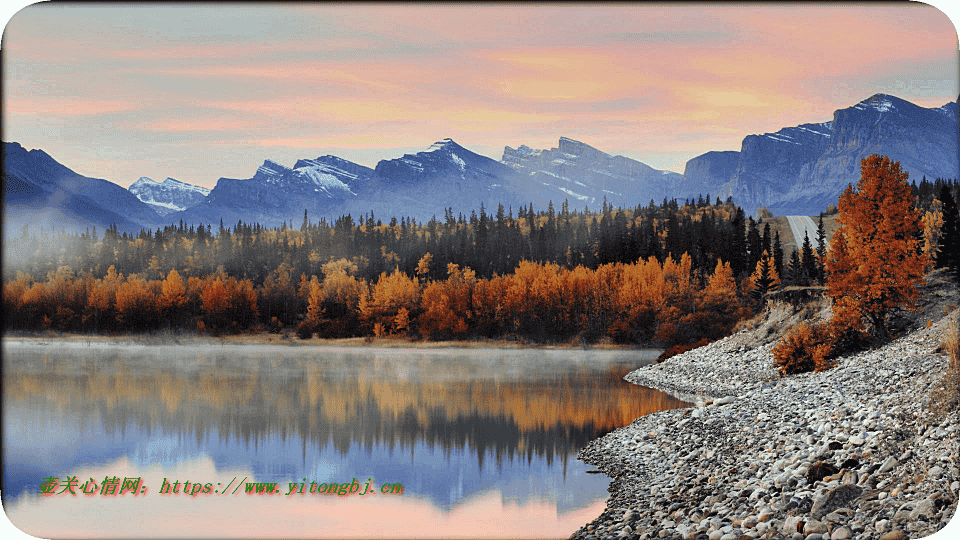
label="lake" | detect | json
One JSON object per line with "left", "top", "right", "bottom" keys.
{"left": 2, "top": 340, "right": 687, "bottom": 538}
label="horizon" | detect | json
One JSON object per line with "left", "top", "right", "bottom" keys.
{"left": 3, "top": 4, "right": 958, "bottom": 190}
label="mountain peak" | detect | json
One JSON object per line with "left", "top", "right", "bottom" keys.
{"left": 557, "top": 137, "right": 605, "bottom": 159}
{"left": 424, "top": 138, "right": 461, "bottom": 153}
{"left": 852, "top": 93, "right": 904, "bottom": 113}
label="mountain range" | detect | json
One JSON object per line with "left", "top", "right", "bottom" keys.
{"left": 3, "top": 93, "right": 957, "bottom": 235}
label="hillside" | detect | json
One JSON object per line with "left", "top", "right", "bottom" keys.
{"left": 571, "top": 269, "right": 959, "bottom": 540}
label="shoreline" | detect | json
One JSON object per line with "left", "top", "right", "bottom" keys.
{"left": 570, "top": 310, "right": 959, "bottom": 540}
{"left": 0, "top": 330, "right": 647, "bottom": 352}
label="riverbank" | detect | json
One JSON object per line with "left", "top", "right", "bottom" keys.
{"left": 571, "top": 304, "right": 959, "bottom": 540}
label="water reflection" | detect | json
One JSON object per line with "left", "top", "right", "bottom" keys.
{"left": 3, "top": 341, "right": 686, "bottom": 537}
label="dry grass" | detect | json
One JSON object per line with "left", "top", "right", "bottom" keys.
{"left": 928, "top": 319, "right": 960, "bottom": 419}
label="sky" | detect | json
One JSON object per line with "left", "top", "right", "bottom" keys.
{"left": 2, "top": 2, "right": 958, "bottom": 190}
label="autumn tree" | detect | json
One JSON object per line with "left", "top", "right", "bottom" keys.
{"left": 826, "top": 155, "right": 928, "bottom": 334}
{"left": 417, "top": 263, "right": 476, "bottom": 340}
{"left": 115, "top": 275, "right": 160, "bottom": 330}
{"left": 359, "top": 268, "right": 420, "bottom": 336}
{"left": 200, "top": 275, "right": 258, "bottom": 332}
{"left": 922, "top": 197, "right": 944, "bottom": 265}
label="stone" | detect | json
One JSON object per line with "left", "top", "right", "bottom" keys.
{"left": 909, "top": 498, "right": 936, "bottom": 520}
{"left": 810, "top": 484, "right": 863, "bottom": 519}
{"left": 830, "top": 526, "right": 853, "bottom": 539}
{"left": 878, "top": 456, "right": 898, "bottom": 474}
{"left": 803, "top": 519, "right": 828, "bottom": 535}
{"left": 782, "top": 515, "right": 804, "bottom": 536}
{"left": 879, "top": 531, "right": 907, "bottom": 540}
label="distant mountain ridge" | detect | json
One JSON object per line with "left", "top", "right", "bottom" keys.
{"left": 129, "top": 177, "right": 211, "bottom": 216}
{"left": 688, "top": 93, "right": 959, "bottom": 214}
{"left": 3, "top": 141, "right": 160, "bottom": 234}
{"left": 5, "top": 93, "right": 957, "bottom": 235}
{"left": 502, "top": 137, "right": 685, "bottom": 209}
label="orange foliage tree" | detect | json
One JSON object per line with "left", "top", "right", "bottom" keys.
{"left": 826, "top": 155, "right": 928, "bottom": 334}
{"left": 418, "top": 263, "right": 476, "bottom": 340}
{"left": 359, "top": 268, "right": 420, "bottom": 336}
{"left": 200, "top": 275, "right": 258, "bottom": 332}
{"left": 115, "top": 275, "right": 160, "bottom": 330}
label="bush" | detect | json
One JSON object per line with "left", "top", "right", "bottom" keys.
{"left": 773, "top": 298, "right": 871, "bottom": 375}
{"left": 295, "top": 321, "right": 314, "bottom": 340}
{"left": 828, "top": 298, "right": 868, "bottom": 356}
{"left": 773, "top": 322, "right": 833, "bottom": 375}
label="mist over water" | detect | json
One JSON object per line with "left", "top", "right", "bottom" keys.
{"left": 3, "top": 341, "right": 687, "bottom": 537}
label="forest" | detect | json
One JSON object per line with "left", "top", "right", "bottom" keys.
{"left": 4, "top": 176, "right": 958, "bottom": 348}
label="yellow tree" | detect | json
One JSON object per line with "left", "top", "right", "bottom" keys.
{"left": 115, "top": 275, "right": 159, "bottom": 329}
{"left": 826, "top": 155, "right": 927, "bottom": 334}
{"left": 922, "top": 198, "right": 944, "bottom": 266}
{"left": 359, "top": 268, "right": 420, "bottom": 335}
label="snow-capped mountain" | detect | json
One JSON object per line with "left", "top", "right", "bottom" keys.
{"left": 128, "top": 177, "right": 211, "bottom": 216}
{"left": 687, "top": 93, "right": 959, "bottom": 215}
{"left": 7, "top": 94, "right": 956, "bottom": 233}
{"left": 173, "top": 155, "right": 373, "bottom": 228}
{"left": 341, "top": 138, "right": 525, "bottom": 219}
{"left": 502, "top": 137, "right": 685, "bottom": 209}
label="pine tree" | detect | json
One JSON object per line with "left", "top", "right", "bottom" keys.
{"left": 801, "top": 232, "right": 817, "bottom": 285}
{"left": 938, "top": 185, "right": 960, "bottom": 283}
{"left": 816, "top": 213, "right": 827, "bottom": 284}
{"left": 773, "top": 230, "right": 784, "bottom": 280}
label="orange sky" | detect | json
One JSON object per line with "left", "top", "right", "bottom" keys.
{"left": 2, "top": 3, "right": 958, "bottom": 188}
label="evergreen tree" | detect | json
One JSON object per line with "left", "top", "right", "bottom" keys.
{"left": 938, "top": 185, "right": 960, "bottom": 283}
{"left": 787, "top": 248, "right": 804, "bottom": 286}
{"left": 801, "top": 232, "right": 817, "bottom": 285}
{"left": 773, "top": 230, "right": 784, "bottom": 280}
{"left": 747, "top": 217, "right": 761, "bottom": 272}
{"left": 816, "top": 213, "right": 827, "bottom": 284}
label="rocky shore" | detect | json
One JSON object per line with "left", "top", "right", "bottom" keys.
{"left": 571, "top": 308, "right": 958, "bottom": 540}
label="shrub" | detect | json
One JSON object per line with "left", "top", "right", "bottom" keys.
{"left": 828, "top": 298, "right": 868, "bottom": 357}
{"left": 773, "top": 322, "right": 834, "bottom": 375}
{"left": 295, "top": 320, "right": 314, "bottom": 340}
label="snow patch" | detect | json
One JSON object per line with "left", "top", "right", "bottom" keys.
{"left": 451, "top": 153, "right": 466, "bottom": 171}
{"left": 425, "top": 138, "right": 455, "bottom": 153}
{"left": 558, "top": 187, "right": 589, "bottom": 201}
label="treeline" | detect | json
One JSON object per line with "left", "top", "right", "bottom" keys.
{"left": 2, "top": 252, "right": 751, "bottom": 346}
{"left": 7, "top": 196, "right": 775, "bottom": 286}
{"left": 4, "top": 196, "right": 772, "bottom": 344}
{"left": 7, "top": 181, "right": 954, "bottom": 345}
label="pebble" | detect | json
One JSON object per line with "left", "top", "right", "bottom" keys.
{"left": 568, "top": 308, "right": 959, "bottom": 540}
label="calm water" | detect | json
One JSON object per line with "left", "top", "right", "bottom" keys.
{"left": 2, "top": 340, "right": 686, "bottom": 538}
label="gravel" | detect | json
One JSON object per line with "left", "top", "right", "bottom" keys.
{"left": 570, "top": 309, "right": 958, "bottom": 540}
